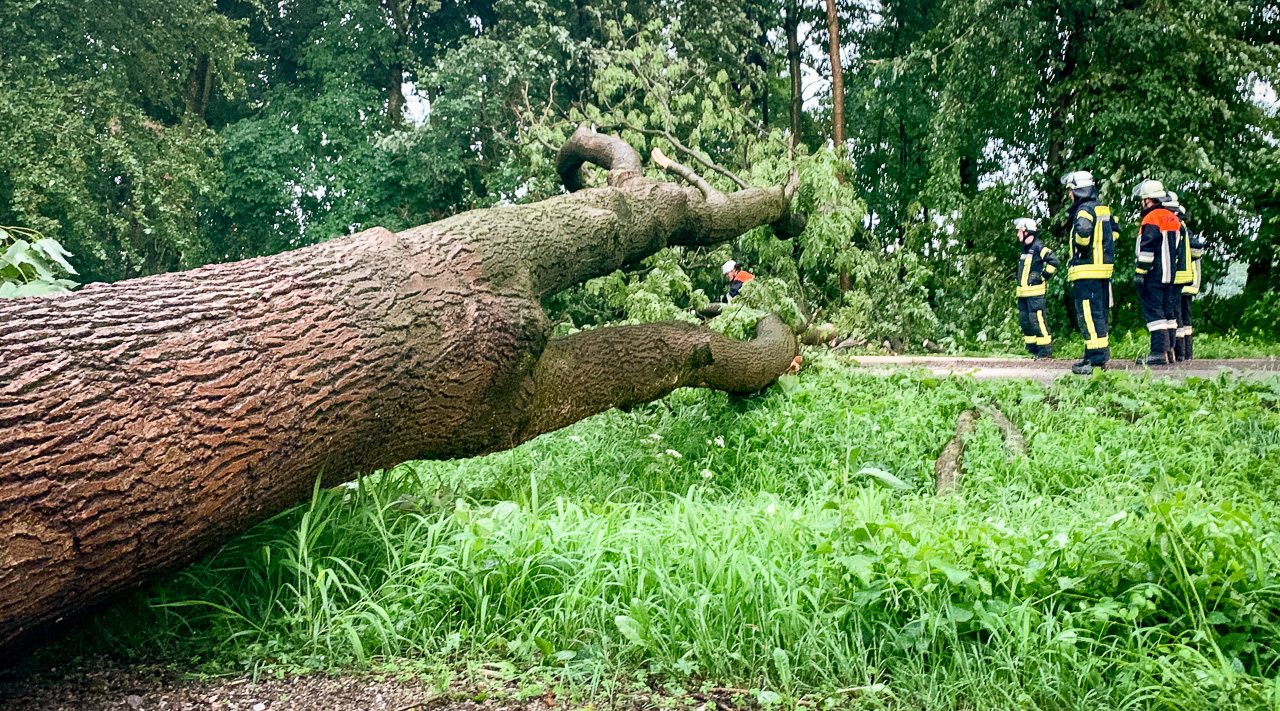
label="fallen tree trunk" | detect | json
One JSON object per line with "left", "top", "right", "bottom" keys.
{"left": 0, "top": 127, "right": 804, "bottom": 653}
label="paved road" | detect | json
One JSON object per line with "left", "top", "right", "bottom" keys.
{"left": 845, "top": 355, "right": 1280, "bottom": 383}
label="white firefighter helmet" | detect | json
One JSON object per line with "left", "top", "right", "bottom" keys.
{"left": 721, "top": 260, "right": 737, "bottom": 276}
{"left": 1012, "top": 217, "right": 1039, "bottom": 233}
{"left": 1060, "top": 171, "right": 1095, "bottom": 190}
{"left": 1161, "top": 190, "right": 1181, "bottom": 210}
{"left": 1132, "top": 179, "right": 1167, "bottom": 201}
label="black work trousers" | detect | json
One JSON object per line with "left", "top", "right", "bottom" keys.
{"left": 1072, "top": 278, "right": 1110, "bottom": 365}
{"left": 1138, "top": 279, "right": 1178, "bottom": 355}
{"left": 1017, "top": 296, "right": 1052, "bottom": 357}
{"left": 1177, "top": 293, "right": 1194, "bottom": 339}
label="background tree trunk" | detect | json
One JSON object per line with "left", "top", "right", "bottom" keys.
{"left": 0, "top": 128, "right": 803, "bottom": 654}
{"left": 825, "top": 0, "right": 844, "bottom": 148}
{"left": 825, "top": 0, "right": 850, "bottom": 293}
{"left": 785, "top": 2, "right": 803, "bottom": 155}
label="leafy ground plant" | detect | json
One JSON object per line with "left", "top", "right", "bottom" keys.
{"left": 30, "top": 359, "right": 1280, "bottom": 710}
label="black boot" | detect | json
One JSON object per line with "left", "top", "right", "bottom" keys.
{"left": 1184, "top": 336, "right": 1193, "bottom": 362}
{"left": 1173, "top": 335, "right": 1187, "bottom": 363}
{"left": 1074, "top": 347, "right": 1106, "bottom": 374}
{"left": 1136, "top": 331, "right": 1168, "bottom": 366}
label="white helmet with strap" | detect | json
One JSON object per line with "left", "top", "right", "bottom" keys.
{"left": 1060, "top": 171, "right": 1095, "bottom": 190}
{"left": 721, "top": 260, "right": 737, "bottom": 276}
{"left": 1132, "top": 179, "right": 1167, "bottom": 201}
{"left": 1012, "top": 217, "right": 1039, "bottom": 233}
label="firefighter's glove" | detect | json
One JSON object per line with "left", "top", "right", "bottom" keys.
{"left": 1131, "top": 273, "right": 1145, "bottom": 290}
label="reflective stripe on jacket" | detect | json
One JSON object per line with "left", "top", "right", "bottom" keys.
{"left": 1137, "top": 207, "right": 1179, "bottom": 284}
{"left": 1016, "top": 237, "right": 1061, "bottom": 297}
{"left": 1067, "top": 200, "right": 1116, "bottom": 281}
{"left": 1182, "top": 230, "right": 1206, "bottom": 295}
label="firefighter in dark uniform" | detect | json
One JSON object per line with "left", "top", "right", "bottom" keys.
{"left": 1165, "top": 191, "right": 1205, "bottom": 361}
{"left": 1012, "top": 218, "right": 1060, "bottom": 359}
{"left": 1060, "top": 171, "right": 1117, "bottom": 375}
{"left": 1132, "top": 179, "right": 1181, "bottom": 366}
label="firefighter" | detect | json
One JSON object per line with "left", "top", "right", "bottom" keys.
{"left": 1012, "top": 217, "right": 1059, "bottom": 359}
{"left": 1060, "top": 170, "right": 1117, "bottom": 375}
{"left": 1165, "top": 191, "right": 1205, "bottom": 361}
{"left": 721, "top": 260, "right": 754, "bottom": 301}
{"left": 1132, "top": 179, "right": 1181, "bottom": 366}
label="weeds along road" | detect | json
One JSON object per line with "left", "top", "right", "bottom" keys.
{"left": 848, "top": 355, "right": 1280, "bottom": 384}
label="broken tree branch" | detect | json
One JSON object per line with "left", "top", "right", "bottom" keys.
{"left": 980, "top": 405, "right": 1029, "bottom": 460}
{"left": 935, "top": 409, "right": 977, "bottom": 496}
{"left": 619, "top": 121, "right": 751, "bottom": 190}
{"left": 652, "top": 147, "right": 717, "bottom": 199}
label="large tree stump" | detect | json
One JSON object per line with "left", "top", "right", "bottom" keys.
{"left": 0, "top": 128, "right": 805, "bottom": 653}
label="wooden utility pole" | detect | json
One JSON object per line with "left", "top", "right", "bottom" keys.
{"left": 825, "top": 0, "right": 844, "bottom": 147}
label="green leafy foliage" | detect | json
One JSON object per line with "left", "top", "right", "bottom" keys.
{"left": 832, "top": 248, "right": 939, "bottom": 348}
{"left": 0, "top": 226, "right": 78, "bottom": 298}
{"left": 2, "top": 0, "right": 1276, "bottom": 354}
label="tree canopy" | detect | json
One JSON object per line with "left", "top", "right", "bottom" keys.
{"left": 1, "top": 0, "right": 1277, "bottom": 347}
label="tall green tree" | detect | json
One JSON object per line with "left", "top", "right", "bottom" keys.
{"left": 0, "top": 0, "right": 247, "bottom": 282}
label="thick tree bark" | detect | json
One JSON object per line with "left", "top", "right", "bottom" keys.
{"left": 0, "top": 127, "right": 804, "bottom": 653}
{"left": 935, "top": 409, "right": 977, "bottom": 496}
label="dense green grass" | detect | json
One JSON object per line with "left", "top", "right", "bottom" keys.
{"left": 51, "top": 360, "right": 1280, "bottom": 709}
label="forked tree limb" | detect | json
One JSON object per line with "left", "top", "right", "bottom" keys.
{"left": 622, "top": 122, "right": 751, "bottom": 189}
{"left": 651, "top": 146, "right": 716, "bottom": 199}
{"left": 522, "top": 315, "right": 798, "bottom": 438}
{"left": 555, "top": 126, "right": 645, "bottom": 190}
{"left": 934, "top": 406, "right": 1030, "bottom": 495}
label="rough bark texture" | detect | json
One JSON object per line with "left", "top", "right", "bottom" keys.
{"left": 0, "top": 127, "right": 803, "bottom": 654}
{"left": 934, "top": 409, "right": 977, "bottom": 496}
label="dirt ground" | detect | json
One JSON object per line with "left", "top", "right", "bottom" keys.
{"left": 0, "top": 658, "right": 440, "bottom": 711}
{"left": 846, "top": 355, "right": 1280, "bottom": 384}
{"left": 0, "top": 657, "right": 759, "bottom": 711}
